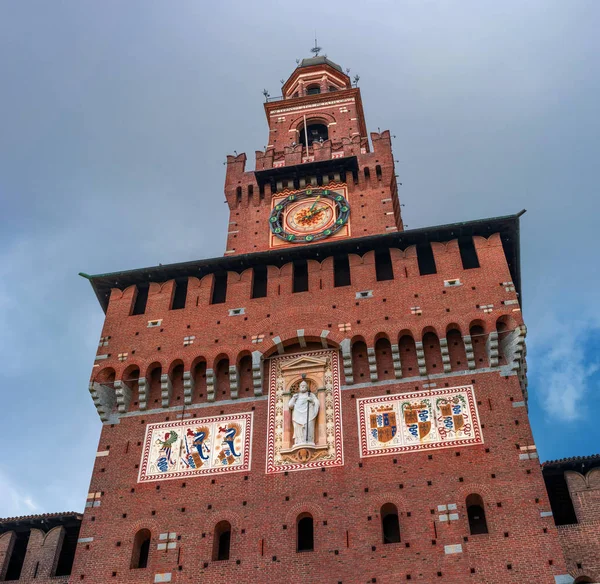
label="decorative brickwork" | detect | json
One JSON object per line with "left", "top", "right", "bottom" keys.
{"left": 58, "top": 54, "right": 588, "bottom": 583}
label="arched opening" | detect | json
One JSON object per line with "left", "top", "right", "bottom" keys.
{"left": 306, "top": 84, "right": 321, "bottom": 95}
{"left": 398, "top": 333, "right": 418, "bottom": 375}
{"left": 215, "top": 356, "right": 230, "bottom": 398}
{"left": 496, "top": 315, "right": 516, "bottom": 365}
{"left": 296, "top": 513, "right": 314, "bottom": 552}
{"left": 574, "top": 577, "right": 594, "bottom": 583}
{"left": 121, "top": 365, "right": 140, "bottom": 408}
{"left": 170, "top": 361, "right": 184, "bottom": 403}
{"left": 364, "top": 167, "right": 371, "bottom": 181}
{"left": 192, "top": 358, "right": 207, "bottom": 402}
{"left": 130, "top": 529, "right": 151, "bottom": 569}
{"left": 212, "top": 521, "right": 231, "bottom": 561}
{"left": 375, "top": 164, "right": 382, "bottom": 181}
{"left": 148, "top": 364, "right": 162, "bottom": 408}
{"left": 375, "top": 337, "right": 395, "bottom": 381}
{"left": 299, "top": 122, "right": 328, "bottom": 147}
{"left": 466, "top": 494, "right": 488, "bottom": 535}
{"left": 381, "top": 503, "right": 401, "bottom": 544}
{"left": 351, "top": 339, "right": 369, "bottom": 381}
{"left": 422, "top": 330, "right": 442, "bottom": 374}
{"left": 96, "top": 367, "right": 116, "bottom": 384}
{"left": 328, "top": 85, "right": 338, "bottom": 92}
{"left": 446, "top": 328, "right": 467, "bottom": 369}
{"left": 469, "top": 323, "right": 487, "bottom": 369}
{"left": 238, "top": 353, "right": 253, "bottom": 395}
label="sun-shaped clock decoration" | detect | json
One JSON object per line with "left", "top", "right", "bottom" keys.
{"left": 269, "top": 188, "right": 351, "bottom": 243}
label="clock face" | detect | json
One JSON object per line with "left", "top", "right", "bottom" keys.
{"left": 269, "top": 189, "right": 350, "bottom": 243}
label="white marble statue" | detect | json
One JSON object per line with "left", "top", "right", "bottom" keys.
{"left": 288, "top": 380, "right": 319, "bottom": 446}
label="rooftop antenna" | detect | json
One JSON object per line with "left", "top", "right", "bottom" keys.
{"left": 262, "top": 88, "right": 270, "bottom": 102}
{"left": 311, "top": 33, "right": 322, "bottom": 57}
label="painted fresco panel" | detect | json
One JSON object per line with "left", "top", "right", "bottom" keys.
{"left": 138, "top": 412, "right": 252, "bottom": 482}
{"left": 357, "top": 385, "right": 482, "bottom": 458}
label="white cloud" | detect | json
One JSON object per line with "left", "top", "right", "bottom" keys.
{"left": 531, "top": 318, "right": 600, "bottom": 422}
{"left": 0, "top": 469, "right": 38, "bottom": 518}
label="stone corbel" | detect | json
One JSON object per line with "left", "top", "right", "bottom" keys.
{"left": 439, "top": 338, "right": 451, "bottom": 373}
{"left": 114, "top": 379, "right": 132, "bottom": 413}
{"left": 367, "top": 347, "right": 378, "bottom": 382}
{"left": 206, "top": 368, "right": 215, "bottom": 402}
{"left": 500, "top": 325, "right": 527, "bottom": 373}
{"left": 252, "top": 351, "right": 263, "bottom": 396}
{"left": 463, "top": 336, "right": 476, "bottom": 370}
{"left": 390, "top": 344, "right": 402, "bottom": 379}
{"left": 415, "top": 341, "right": 427, "bottom": 376}
{"left": 138, "top": 377, "right": 149, "bottom": 410}
{"left": 229, "top": 365, "right": 239, "bottom": 399}
{"left": 161, "top": 373, "right": 173, "bottom": 408}
{"left": 89, "top": 381, "right": 116, "bottom": 422}
{"left": 340, "top": 339, "right": 353, "bottom": 385}
{"left": 486, "top": 331, "right": 499, "bottom": 367}
{"left": 183, "top": 371, "right": 195, "bottom": 406}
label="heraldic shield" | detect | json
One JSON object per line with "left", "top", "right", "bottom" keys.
{"left": 370, "top": 407, "right": 397, "bottom": 443}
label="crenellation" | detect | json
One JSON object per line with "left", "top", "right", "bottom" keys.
{"left": 68, "top": 53, "right": 578, "bottom": 584}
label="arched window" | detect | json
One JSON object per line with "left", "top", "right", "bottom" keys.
{"left": 296, "top": 513, "right": 314, "bottom": 552}
{"left": 130, "top": 529, "right": 151, "bottom": 569}
{"left": 466, "top": 494, "right": 488, "bottom": 535}
{"left": 381, "top": 503, "right": 401, "bottom": 544}
{"left": 306, "top": 84, "right": 321, "bottom": 95}
{"left": 213, "top": 521, "right": 231, "bottom": 561}
{"left": 299, "top": 122, "right": 328, "bottom": 147}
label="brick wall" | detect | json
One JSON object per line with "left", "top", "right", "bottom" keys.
{"left": 555, "top": 469, "right": 600, "bottom": 582}
{"left": 69, "top": 233, "right": 578, "bottom": 583}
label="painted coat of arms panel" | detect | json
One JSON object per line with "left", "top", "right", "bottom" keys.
{"left": 266, "top": 349, "right": 344, "bottom": 473}
{"left": 357, "top": 386, "right": 482, "bottom": 458}
{"left": 138, "top": 412, "right": 253, "bottom": 482}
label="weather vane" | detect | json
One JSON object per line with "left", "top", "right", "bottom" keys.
{"left": 311, "top": 34, "right": 322, "bottom": 57}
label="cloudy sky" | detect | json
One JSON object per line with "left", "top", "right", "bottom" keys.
{"left": 1, "top": 1, "right": 599, "bottom": 518}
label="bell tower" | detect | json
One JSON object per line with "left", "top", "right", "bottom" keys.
{"left": 73, "top": 48, "right": 575, "bottom": 584}
{"left": 224, "top": 55, "right": 403, "bottom": 255}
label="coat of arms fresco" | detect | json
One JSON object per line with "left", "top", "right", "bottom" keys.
{"left": 266, "top": 349, "right": 343, "bottom": 473}
{"left": 138, "top": 412, "right": 253, "bottom": 482}
{"left": 357, "top": 385, "right": 482, "bottom": 458}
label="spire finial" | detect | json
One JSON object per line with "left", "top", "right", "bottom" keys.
{"left": 311, "top": 33, "right": 322, "bottom": 57}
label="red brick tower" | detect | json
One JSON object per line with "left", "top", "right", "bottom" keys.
{"left": 71, "top": 55, "right": 574, "bottom": 584}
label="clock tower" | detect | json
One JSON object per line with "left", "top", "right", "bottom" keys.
{"left": 69, "top": 51, "right": 576, "bottom": 584}
{"left": 224, "top": 55, "right": 403, "bottom": 255}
